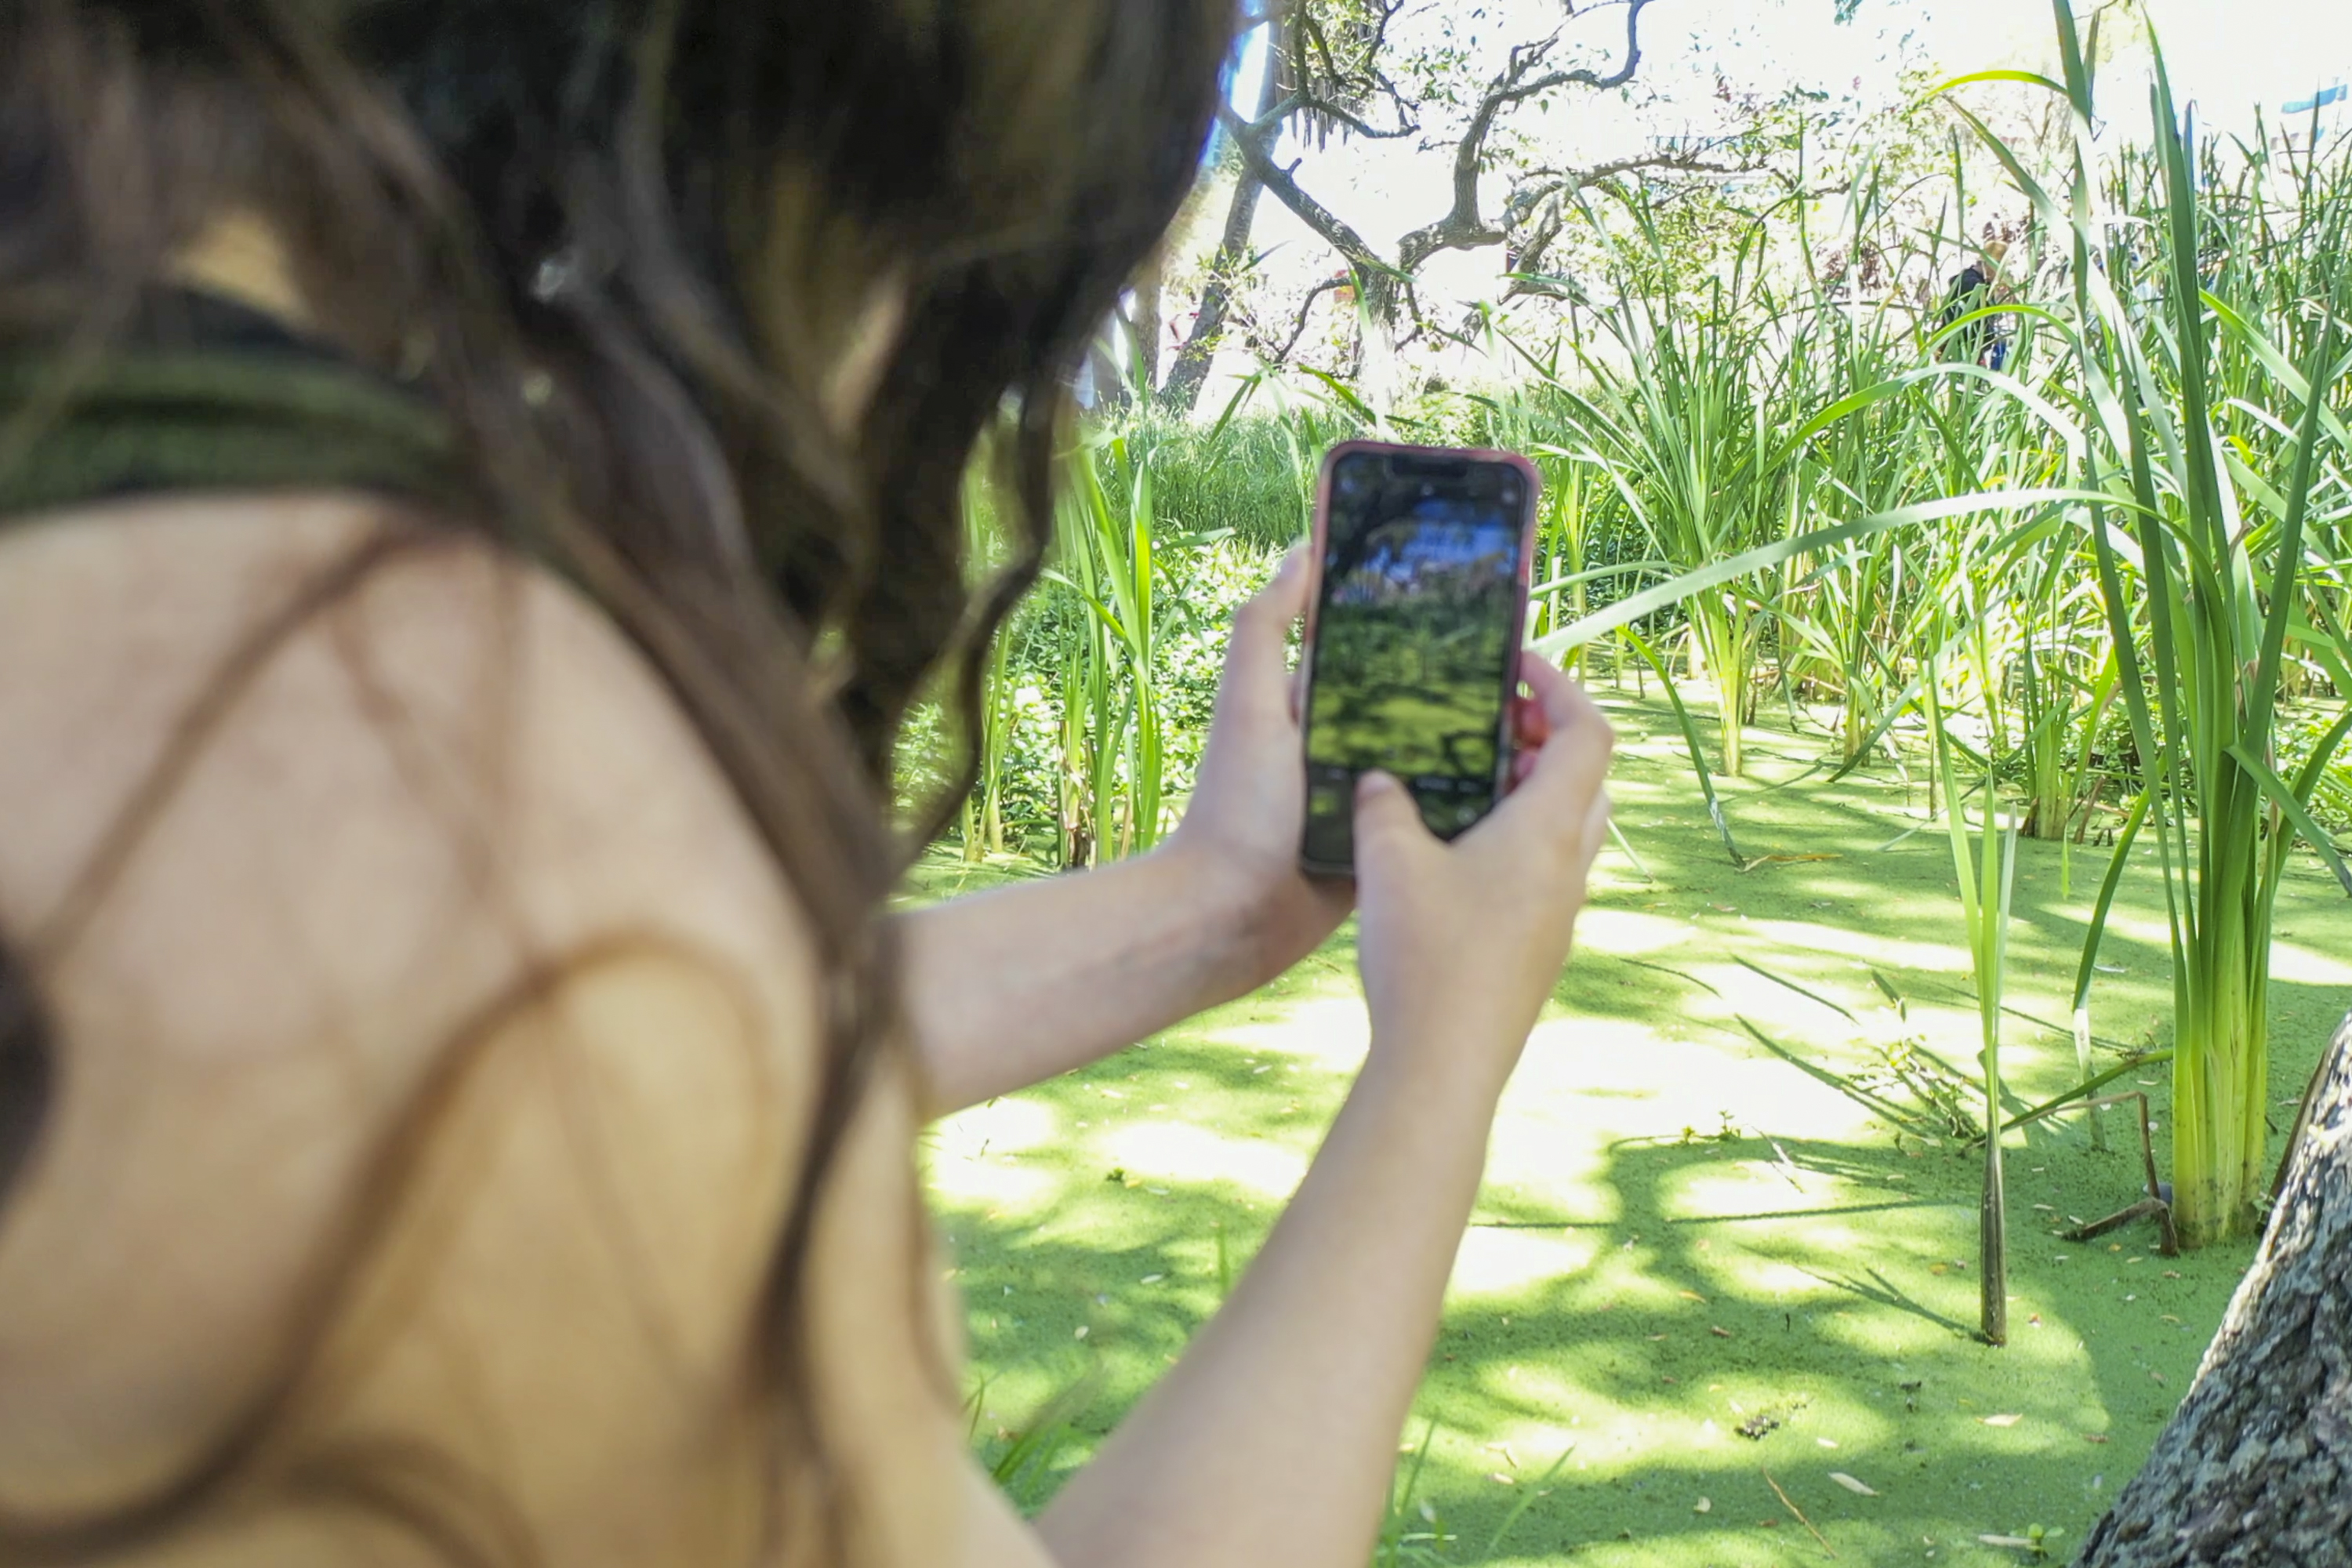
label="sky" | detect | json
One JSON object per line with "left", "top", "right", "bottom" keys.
{"left": 1233, "top": 1, "right": 2352, "bottom": 134}
{"left": 1225, "top": 0, "right": 2352, "bottom": 210}
{"left": 1196, "top": 0, "right": 2351, "bottom": 329}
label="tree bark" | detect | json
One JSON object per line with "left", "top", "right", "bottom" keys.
{"left": 1160, "top": 13, "right": 1289, "bottom": 416}
{"left": 1159, "top": 160, "right": 1269, "bottom": 415}
{"left": 2077, "top": 1012, "right": 2352, "bottom": 1566}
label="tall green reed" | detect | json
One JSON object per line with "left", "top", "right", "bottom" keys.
{"left": 1947, "top": 0, "right": 2352, "bottom": 1243}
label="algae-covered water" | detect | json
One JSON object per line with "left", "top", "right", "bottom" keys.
{"left": 913, "top": 690, "right": 2352, "bottom": 1566}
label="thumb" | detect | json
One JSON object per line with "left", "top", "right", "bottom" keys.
{"left": 1352, "top": 771, "right": 1436, "bottom": 884}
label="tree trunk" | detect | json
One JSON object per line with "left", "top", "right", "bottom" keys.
{"left": 2077, "top": 1012, "right": 2352, "bottom": 1566}
{"left": 1157, "top": 164, "right": 1266, "bottom": 416}
{"left": 1160, "top": 18, "right": 1286, "bottom": 416}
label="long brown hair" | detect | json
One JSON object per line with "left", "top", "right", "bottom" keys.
{"left": 0, "top": 0, "right": 1236, "bottom": 1559}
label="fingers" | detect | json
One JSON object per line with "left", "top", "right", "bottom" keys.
{"left": 1490, "top": 659, "right": 1613, "bottom": 833}
{"left": 1351, "top": 770, "right": 1436, "bottom": 886}
{"left": 1221, "top": 546, "right": 1310, "bottom": 724}
{"left": 1510, "top": 694, "right": 1549, "bottom": 754}
{"left": 1229, "top": 546, "right": 1308, "bottom": 655}
{"left": 1516, "top": 652, "right": 1583, "bottom": 733}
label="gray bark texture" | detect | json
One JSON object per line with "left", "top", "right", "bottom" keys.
{"left": 2076, "top": 1012, "right": 2352, "bottom": 1566}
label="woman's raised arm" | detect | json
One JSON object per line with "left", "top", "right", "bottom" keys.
{"left": 896, "top": 555, "right": 1350, "bottom": 1118}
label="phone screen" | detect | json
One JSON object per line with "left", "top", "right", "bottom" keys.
{"left": 1300, "top": 446, "right": 1533, "bottom": 873}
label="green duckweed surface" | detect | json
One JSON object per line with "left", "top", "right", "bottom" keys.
{"left": 912, "top": 690, "right": 2352, "bottom": 1566}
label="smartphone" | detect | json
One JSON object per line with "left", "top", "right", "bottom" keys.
{"left": 1298, "top": 441, "right": 1540, "bottom": 877}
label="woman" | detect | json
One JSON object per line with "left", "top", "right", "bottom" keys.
{"left": 0, "top": 4, "right": 1613, "bottom": 1566}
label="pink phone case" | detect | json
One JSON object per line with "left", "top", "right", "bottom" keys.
{"left": 1298, "top": 440, "right": 1543, "bottom": 874}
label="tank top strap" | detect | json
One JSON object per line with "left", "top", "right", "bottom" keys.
{"left": 0, "top": 289, "right": 477, "bottom": 523}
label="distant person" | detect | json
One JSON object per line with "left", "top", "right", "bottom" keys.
{"left": 1939, "top": 240, "right": 2012, "bottom": 370}
{"left": 0, "top": 5, "right": 1613, "bottom": 1568}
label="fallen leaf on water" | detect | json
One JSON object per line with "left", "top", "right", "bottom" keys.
{"left": 1829, "top": 1472, "right": 1879, "bottom": 1496}
{"left": 1980, "top": 1414, "right": 2023, "bottom": 1428}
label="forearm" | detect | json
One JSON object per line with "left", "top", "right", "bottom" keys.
{"left": 1036, "top": 1036, "right": 1508, "bottom": 1568}
{"left": 897, "top": 845, "right": 1268, "bottom": 1119}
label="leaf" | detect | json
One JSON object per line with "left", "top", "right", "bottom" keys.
{"left": 2224, "top": 742, "right": 2352, "bottom": 895}
{"left": 1980, "top": 1414, "right": 2024, "bottom": 1428}
{"left": 1617, "top": 626, "right": 1748, "bottom": 866}
{"left": 1933, "top": 67, "right": 2071, "bottom": 96}
{"left": 1533, "top": 490, "right": 2124, "bottom": 657}
{"left": 1828, "top": 1472, "right": 1879, "bottom": 1497}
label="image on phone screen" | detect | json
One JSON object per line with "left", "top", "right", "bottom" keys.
{"left": 1301, "top": 448, "right": 1530, "bottom": 873}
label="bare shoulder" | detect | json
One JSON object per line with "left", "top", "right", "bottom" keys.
{"left": 0, "top": 495, "right": 940, "bottom": 1559}
{"left": 0, "top": 492, "right": 815, "bottom": 995}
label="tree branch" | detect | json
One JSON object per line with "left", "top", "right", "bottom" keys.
{"left": 1497, "top": 0, "right": 1662, "bottom": 103}
{"left": 1519, "top": 146, "right": 1757, "bottom": 205}
{"left": 1289, "top": 88, "right": 1420, "bottom": 141}
{"left": 1247, "top": 274, "right": 1353, "bottom": 371}
{"left": 1395, "top": 0, "right": 1664, "bottom": 275}
{"left": 1500, "top": 145, "right": 1762, "bottom": 299}
{"left": 1218, "top": 102, "right": 1390, "bottom": 282}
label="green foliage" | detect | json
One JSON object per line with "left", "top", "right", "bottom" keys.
{"left": 927, "top": 0, "right": 2352, "bottom": 1259}
{"left": 1948, "top": 3, "right": 2352, "bottom": 1246}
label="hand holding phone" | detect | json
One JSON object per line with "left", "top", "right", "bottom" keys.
{"left": 1298, "top": 441, "right": 1541, "bottom": 876}
{"left": 1351, "top": 655, "right": 1613, "bottom": 1093}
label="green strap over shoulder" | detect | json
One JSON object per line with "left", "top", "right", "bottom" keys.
{"left": 0, "top": 347, "right": 474, "bottom": 522}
